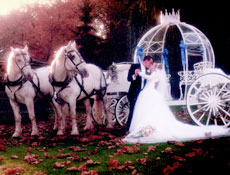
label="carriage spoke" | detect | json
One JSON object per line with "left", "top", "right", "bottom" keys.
{"left": 192, "top": 104, "right": 209, "bottom": 115}
{"left": 119, "top": 116, "right": 127, "bottom": 123}
{"left": 189, "top": 101, "right": 208, "bottom": 106}
{"left": 222, "top": 91, "right": 230, "bottom": 98}
{"left": 217, "top": 105, "right": 230, "bottom": 118}
{"left": 219, "top": 114, "right": 227, "bottom": 125}
{"left": 197, "top": 111, "right": 207, "bottom": 122}
{"left": 192, "top": 85, "right": 200, "bottom": 92}
{"left": 216, "top": 82, "right": 228, "bottom": 97}
{"left": 206, "top": 109, "right": 212, "bottom": 126}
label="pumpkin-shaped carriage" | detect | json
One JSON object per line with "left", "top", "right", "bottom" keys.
{"left": 93, "top": 10, "right": 230, "bottom": 128}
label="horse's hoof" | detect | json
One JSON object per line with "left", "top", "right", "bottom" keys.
{"left": 83, "top": 126, "right": 93, "bottom": 130}
{"left": 57, "top": 130, "right": 64, "bottom": 136}
{"left": 53, "top": 126, "right": 58, "bottom": 130}
{"left": 71, "top": 131, "right": 79, "bottom": 135}
{"left": 106, "top": 124, "right": 114, "bottom": 129}
{"left": 12, "top": 133, "right": 21, "bottom": 138}
{"left": 31, "top": 132, "right": 39, "bottom": 136}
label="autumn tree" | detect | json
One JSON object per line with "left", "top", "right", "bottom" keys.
{"left": 0, "top": 0, "right": 81, "bottom": 62}
{"left": 72, "top": 0, "right": 106, "bottom": 67}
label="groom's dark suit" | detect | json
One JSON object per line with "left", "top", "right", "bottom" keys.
{"left": 126, "top": 63, "right": 143, "bottom": 130}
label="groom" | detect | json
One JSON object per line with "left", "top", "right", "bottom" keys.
{"left": 125, "top": 56, "right": 154, "bottom": 132}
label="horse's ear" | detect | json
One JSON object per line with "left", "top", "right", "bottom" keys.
{"left": 24, "top": 45, "right": 28, "bottom": 52}
{"left": 71, "top": 40, "right": 76, "bottom": 48}
{"left": 67, "top": 40, "right": 72, "bottom": 47}
{"left": 10, "top": 47, "right": 14, "bottom": 52}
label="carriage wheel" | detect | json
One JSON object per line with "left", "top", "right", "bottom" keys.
{"left": 115, "top": 95, "right": 130, "bottom": 126}
{"left": 186, "top": 73, "right": 230, "bottom": 127}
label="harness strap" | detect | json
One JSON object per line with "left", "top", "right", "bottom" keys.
{"left": 5, "top": 75, "right": 27, "bottom": 103}
{"left": 5, "top": 76, "right": 26, "bottom": 88}
{"left": 29, "top": 72, "right": 51, "bottom": 102}
{"left": 74, "top": 76, "right": 100, "bottom": 101}
{"left": 49, "top": 74, "right": 72, "bottom": 104}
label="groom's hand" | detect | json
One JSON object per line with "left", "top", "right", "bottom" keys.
{"left": 134, "top": 69, "right": 140, "bottom": 77}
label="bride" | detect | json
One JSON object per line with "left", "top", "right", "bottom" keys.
{"left": 123, "top": 63, "right": 230, "bottom": 144}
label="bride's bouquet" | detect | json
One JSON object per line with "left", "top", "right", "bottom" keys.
{"left": 141, "top": 125, "right": 155, "bottom": 137}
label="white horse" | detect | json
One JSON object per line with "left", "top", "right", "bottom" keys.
{"left": 50, "top": 41, "right": 114, "bottom": 135}
{"left": 5, "top": 46, "right": 56, "bottom": 137}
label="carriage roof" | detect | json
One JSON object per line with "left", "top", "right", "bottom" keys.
{"left": 133, "top": 9, "right": 215, "bottom": 70}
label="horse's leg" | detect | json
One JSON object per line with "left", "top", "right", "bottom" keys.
{"left": 103, "top": 94, "right": 114, "bottom": 129}
{"left": 83, "top": 98, "right": 94, "bottom": 130}
{"left": 52, "top": 100, "right": 65, "bottom": 135}
{"left": 61, "top": 104, "right": 68, "bottom": 131}
{"left": 25, "top": 99, "right": 39, "bottom": 136}
{"left": 69, "top": 101, "right": 79, "bottom": 135}
{"left": 9, "top": 100, "right": 22, "bottom": 137}
{"left": 50, "top": 102, "right": 59, "bottom": 131}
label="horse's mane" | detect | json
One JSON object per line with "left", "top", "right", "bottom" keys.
{"left": 7, "top": 51, "right": 15, "bottom": 74}
{"left": 50, "top": 46, "right": 65, "bottom": 73}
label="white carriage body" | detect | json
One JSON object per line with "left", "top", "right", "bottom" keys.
{"left": 105, "top": 62, "right": 131, "bottom": 94}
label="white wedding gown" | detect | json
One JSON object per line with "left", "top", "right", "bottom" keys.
{"left": 123, "top": 71, "right": 230, "bottom": 144}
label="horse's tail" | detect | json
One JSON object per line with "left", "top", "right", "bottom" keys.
{"left": 93, "top": 68, "right": 107, "bottom": 124}
{"left": 93, "top": 93, "right": 104, "bottom": 125}
{"left": 100, "top": 69, "right": 107, "bottom": 95}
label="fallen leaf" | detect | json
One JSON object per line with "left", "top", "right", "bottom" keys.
{"left": 192, "top": 148, "right": 203, "bottom": 155}
{"left": 0, "top": 165, "right": 6, "bottom": 170}
{"left": 43, "top": 153, "right": 51, "bottom": 159}
{"left": 53, "top": 160, "right": 71, "bottom": 168}
{"left": 33, "top": 172, "right": 47, "bottom": 175}
{"left": 68, "top": 146, "right": 87, "bottom": 152}
{"left": 108, "top": 159, "right": 120, "bottom": 170}
{"left": 120, "top": 146, "right": 141, "bottom": 154}
{"left": 0, "top": 144, "right": 6, "bottom": 151}
{"left": 172, "top": 155, "right": 186, "bottom": 162}
{"left": 10, "top": 155, "right": 19, "bottom": 159}
{"left": 81, "top": 170, "right": 99, "bottom": 175}
{"left": 24, "top": 154, "right": 42, "bottom": 164}
{"left": 161, "top": 147, "right": 174, "bottom": 154}
{"left": 174, "top": 142, "right": 185, "bottom": 147}
{"left": 56, "top": 153, "right": 71, "bottom": 159}
{"left": 4, "top": 167, "right": 25, "bottom": 175}
{"left": 66, "top": 166, "right": 78, "bottom": 171}
{"left": 78, "top": 163, "right": 87, "bottom": 172}
{"left": 185, "top": 152, "right": 196, "bottom": 157}
{"left": 147, "top": 145, "right": 157, "bottom": 152}
{"left": 85, "top": 159, "right": 100, "bottom": 166}
{"left": 163, "top": 162, "right": 182, "bottom": 175}
{"left": 136, "top": 158, "right": 152, "bottom": 165}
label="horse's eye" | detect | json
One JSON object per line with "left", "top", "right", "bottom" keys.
{"left": 68, "top": 53, "right": 75, "bottom": 60}
{"left": 17, "top": 58, "right": 22, "bottom": 62}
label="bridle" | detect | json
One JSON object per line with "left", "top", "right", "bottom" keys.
{"left": 14, "top": 51, "right": 31, "bottom": 73}
{"left": 64, "top": 49, "right": 85, "bottom": 74}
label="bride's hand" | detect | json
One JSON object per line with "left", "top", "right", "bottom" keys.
{"left": 155, "top": 81, "right": 159, "bottom": 88}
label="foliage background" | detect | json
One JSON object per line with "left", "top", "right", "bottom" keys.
{"left": 0, "top": 0, "right": 229, "bottom": 72}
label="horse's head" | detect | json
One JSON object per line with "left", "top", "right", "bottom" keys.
{"left": 7, "top": 46, "right": 33, "bottom": 81}
{"left": 62, "top": 41, "right": 87, "bottom": 74}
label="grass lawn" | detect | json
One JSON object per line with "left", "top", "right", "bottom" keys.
{"left": 0, "top": 108, "right": 230, "bottom": 175}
